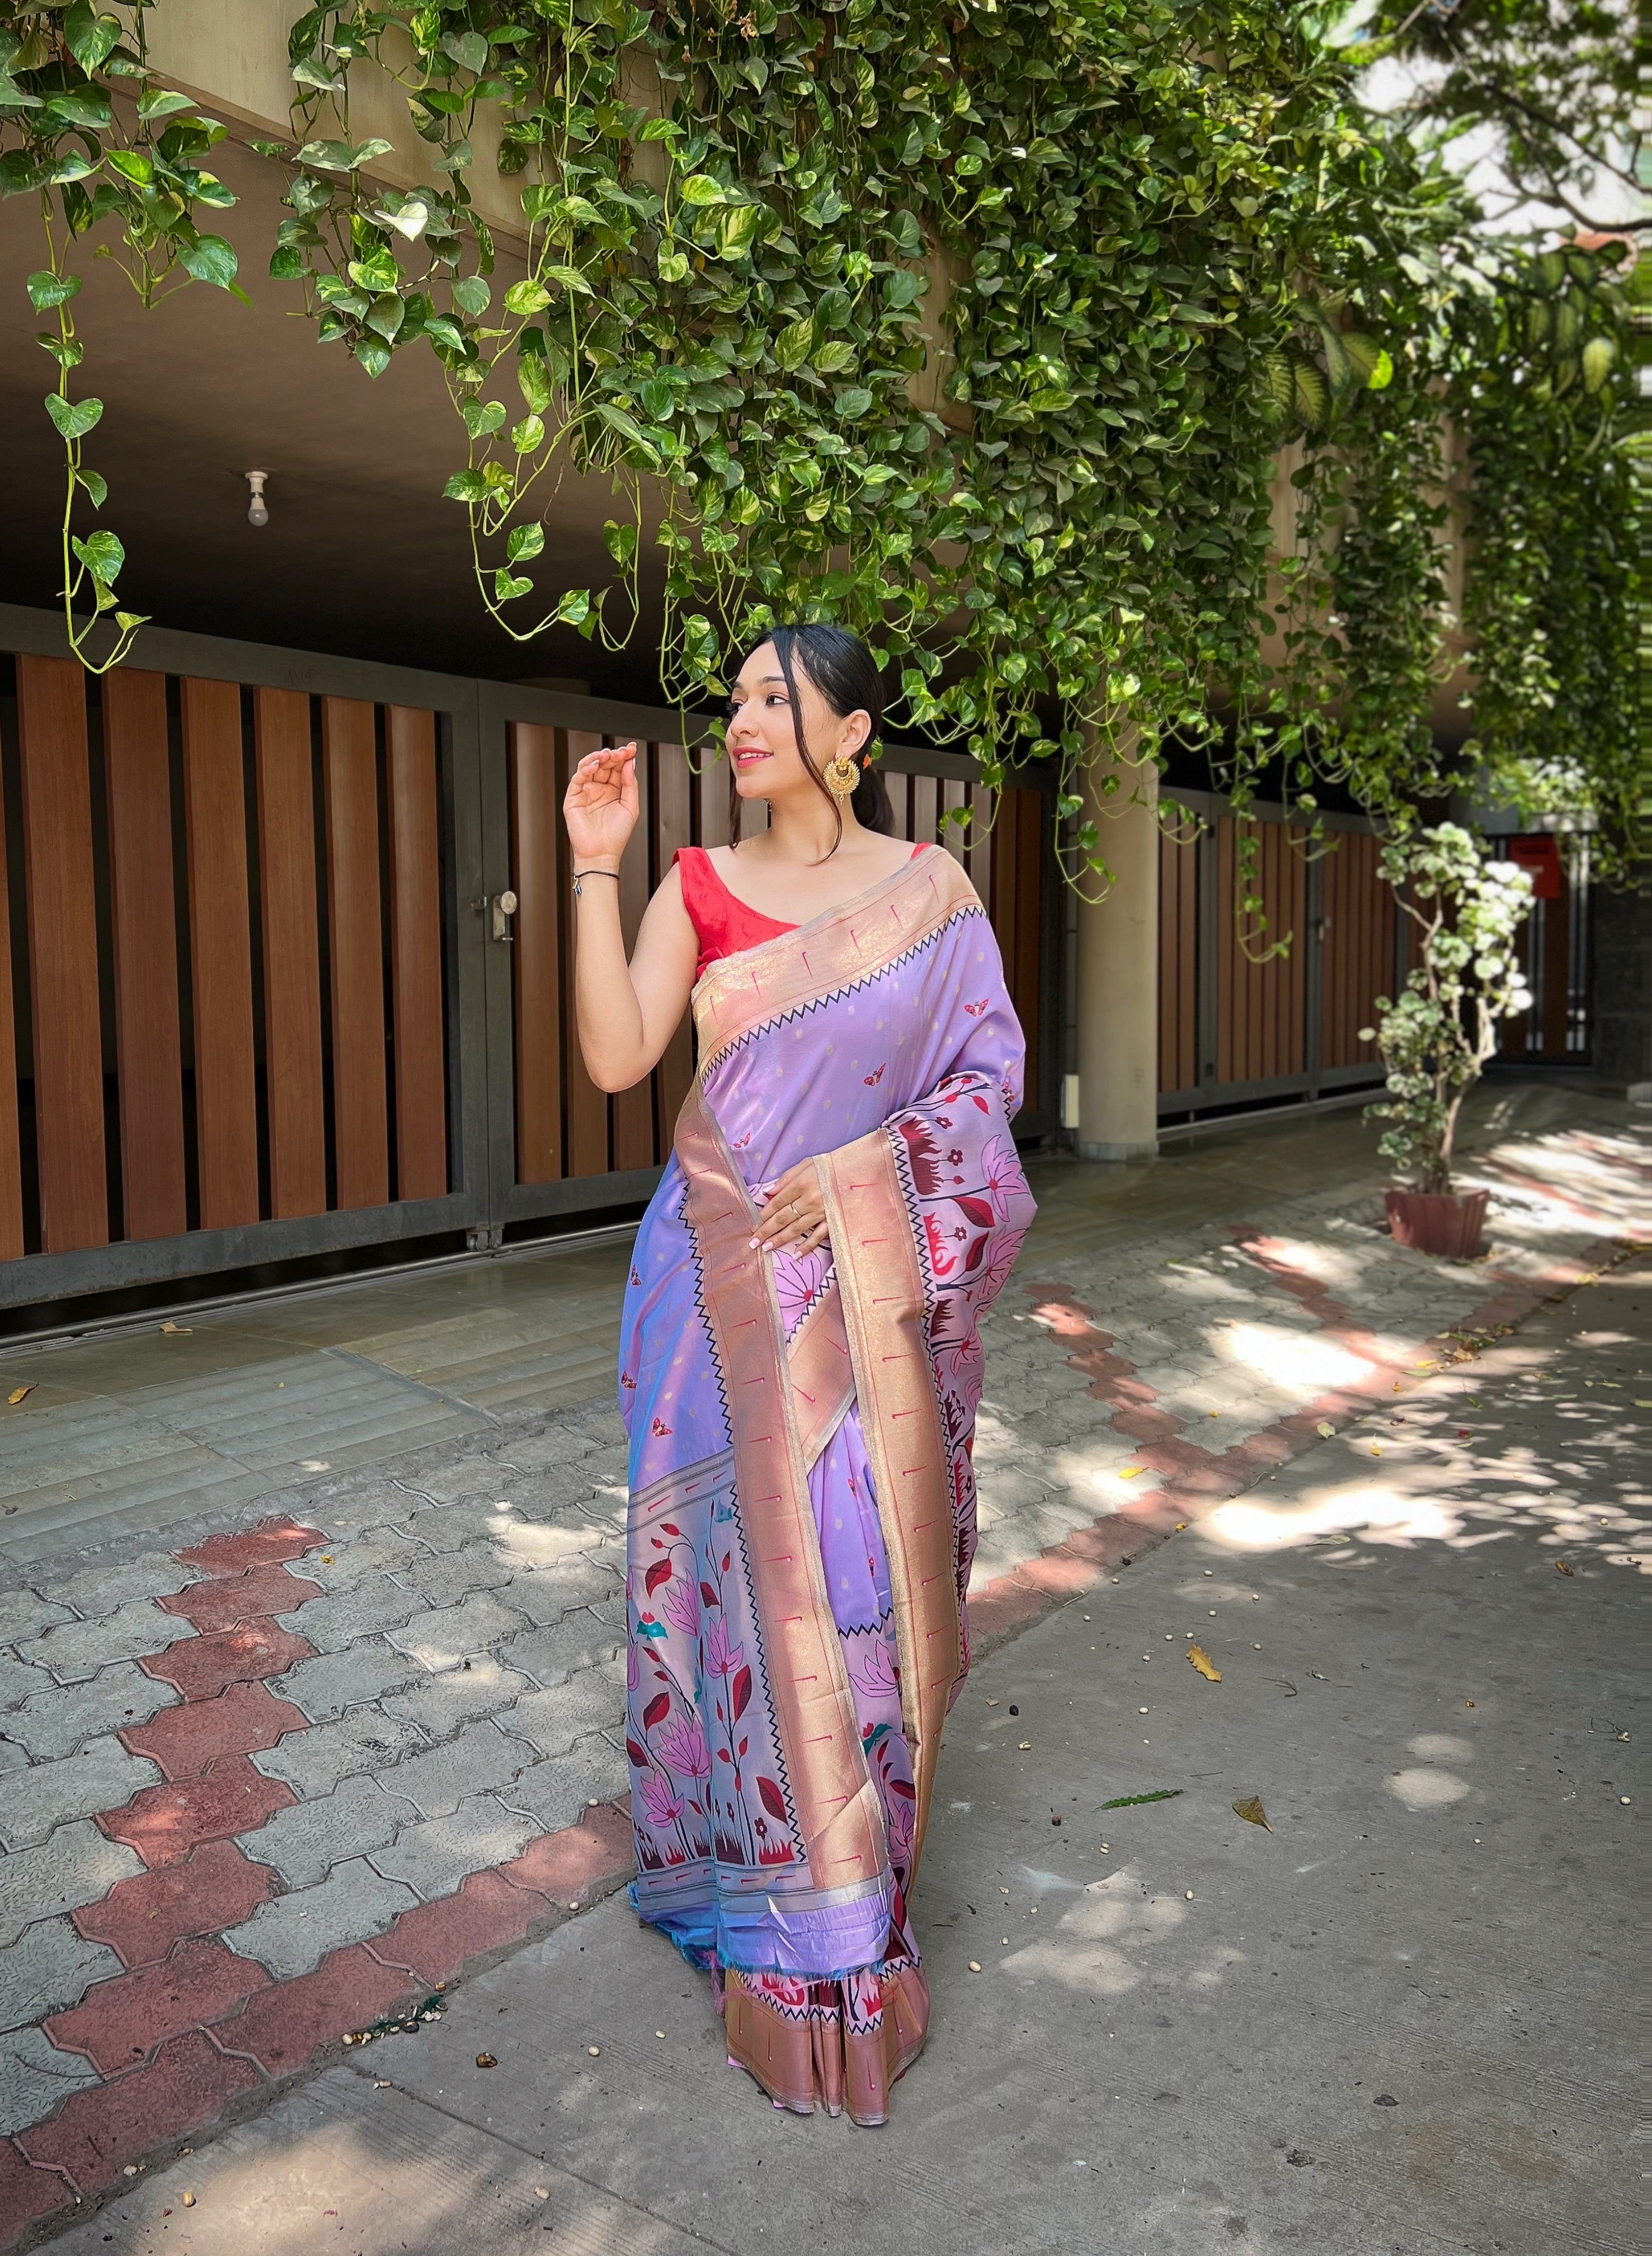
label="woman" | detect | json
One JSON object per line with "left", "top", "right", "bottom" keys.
{"left": 562, "top": 624, "right": 1036, "bottom": 2126}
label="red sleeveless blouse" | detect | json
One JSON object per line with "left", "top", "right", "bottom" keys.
{"left": 675, "top": 843, "right": 929, "bottom": 981}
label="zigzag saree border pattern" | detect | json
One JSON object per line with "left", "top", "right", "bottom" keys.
{"left": 696, "top": 903, "right": 985, "bottom": 1082}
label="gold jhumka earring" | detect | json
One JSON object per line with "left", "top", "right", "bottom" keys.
{"left": 823, "top": 751, "right": 860, "bottom": 800}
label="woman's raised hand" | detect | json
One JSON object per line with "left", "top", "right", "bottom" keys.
{"left": 563, "top": 742, "right": 639, "bottom": 867}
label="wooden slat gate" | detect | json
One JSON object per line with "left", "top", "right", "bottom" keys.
{"left": 0, "top": 607, "right": 1061, "bottom": 1314}
{"left": 1157, "top": 791, "right": 1399, "bottom": 1120}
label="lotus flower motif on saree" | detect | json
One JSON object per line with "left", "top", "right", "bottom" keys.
{"left": 618, "top": 847, "right": 1036, "bottom": 2125}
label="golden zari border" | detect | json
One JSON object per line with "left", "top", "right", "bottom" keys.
{"left": 675, "top": 1080, "right": 886, "bottom": 1898}
{"left": 817, "top": 1126, "right": 960, "bottom": 1884}
{"left": 722, "top": 1964, "right": 930, "bottom": 2126}
{"left": 692, "top": 849, "right": 981, "bottom": 1074}
{"left": 788, "top": 1285, "right": 855, "bottom": 1474}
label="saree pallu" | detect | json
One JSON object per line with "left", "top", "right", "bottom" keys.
{"left": 618, "top": 848, "right": 1036, "bottom": 2125}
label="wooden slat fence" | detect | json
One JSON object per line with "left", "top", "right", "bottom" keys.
{"left": 1, "top": 613, "right": 1062, "bottom": 1312}
{"left": 1156, "top": 795, "right": 1393, "bottom": 1115}
{"left": 0, "top": 652, "right": 450, "bottom": 1265}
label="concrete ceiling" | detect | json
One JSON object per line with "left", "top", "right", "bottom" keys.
{"left": 0, "top": 135, "right": 666, "bottom": 692}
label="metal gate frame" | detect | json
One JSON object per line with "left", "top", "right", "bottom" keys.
{"left": 0, "top": 604, "right": 1062, "bottom": 1311}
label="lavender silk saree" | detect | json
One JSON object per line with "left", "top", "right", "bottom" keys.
{"left": 618, "top": 847, "right": 1036, "bottom": 2125}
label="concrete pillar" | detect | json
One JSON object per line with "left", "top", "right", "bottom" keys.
{"left": 1075, "top": 747, "right": 1160, "bottom": 1161}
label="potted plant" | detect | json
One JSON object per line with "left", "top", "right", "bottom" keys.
{"left": 1359, "top": 823, "right": 1535, "bottom": 1258}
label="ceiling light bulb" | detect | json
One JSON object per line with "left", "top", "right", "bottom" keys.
{"left": 245, "top": 469, "right": 270, "bottom": 528}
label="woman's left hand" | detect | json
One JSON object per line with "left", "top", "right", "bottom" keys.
{"left": 752, "top": 1159, "right": 830, "bottom": 1259}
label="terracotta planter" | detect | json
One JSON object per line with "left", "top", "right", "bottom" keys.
{"left": 1385, "top": 1187, "right": 1489, "bottom": 1259}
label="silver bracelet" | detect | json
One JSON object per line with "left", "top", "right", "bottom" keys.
{"left": 572, "top": 869, "right": 622, "bottom": 897}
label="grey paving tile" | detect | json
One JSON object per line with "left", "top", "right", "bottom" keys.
{"left": 382, "top": 1658, "right": 529, "bottom": 1739}
{"left": 42, "top": 1553, "right": 202, "bottom": 1618}
{"left": 19, "top": 1600, "right": 194, "bottom": 1685}
{"left": 220, "top": 1859, "right": 418, "bottom": 1982}
{"left": 3, "top": 1662, "right": 180, "bottom": 1761}
{"left": 499, "top": 1611, "right": 624, "bottom": 1692}
{"left": 0, "top": 1592, "right": 72, "bottom": 1648}
{"left": 395, "top": 1543, "right": 514, "bottom": 1607}
{"left": 374, "top": 1719, "right": 525, "bottom": 1820}
{"left": 491, "top": 1427, "right": 596, "bottom": 1476}
{"left": 367, "top": 1793, "right": 538, "bottom": 1902}
{"left": 0, "top": 1823, "right": 144, "bottom": 1949}
{"left": 0, "top": 1737, "right": 163, "bottom": 1851}
{"left": 384, "top": 1591, "right": 528, "bottom": 1672}
{"left": 238, "top": 1773, "right": 405, "bottom": 1889}
{"left": 506, "top": 1553, "right": 625, "bottom": 1626}
{"left": 277, "top": 1574, "right": 428, "bottom": 1652}
{"left": 494, "top": 1667, "right": 624, "bottom": 1761}
{"left": 271, "top": 1641, "right": 422, "bottom": 1723}
{"left": 293, "top": 1530, "right": 421, "bottom": 1591}
{"left": 0, "top": 1916, "right": 122, "bottom": 2034}
{"left": 0, "top": 2023, "right": 101, "bottom": 2137}
{"left": 496, "top": 1735, "right": 629, "bottom": 1836}
{"left": 253, "top": 1709, "right": 427, "bottom": 1800}
{"left": 0, "top": 1655, "right": 54, "bottom": 1713}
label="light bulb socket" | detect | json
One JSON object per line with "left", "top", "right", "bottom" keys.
{"left": 244, "top": 469, "right": 270, "bottom": 529}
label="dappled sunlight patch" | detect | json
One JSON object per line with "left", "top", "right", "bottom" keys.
{"left": 1000, "top": 1867, "right": 1187, "bottom": 1995}
{"left": 1216, "top": 1322, "right": 1371, "bottom": 1395}
{"left": 1206, "top": 1482, "right": 1465, "bottom": 1552}
{"left": 1409, "top": 1733, "right": 1473, "bottom": 1762}
{"left": 1386, "top": 1766, "right": 1472, "bottom": 1811}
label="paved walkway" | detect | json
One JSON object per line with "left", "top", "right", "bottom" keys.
{"left": 20, "top": 1247, "right": 1651, "bottom": 2255}
{"left": 0, "top": 1082, "right": 1643, "bottom": 2247}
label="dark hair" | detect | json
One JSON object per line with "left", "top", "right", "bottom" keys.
{"left": 731, "top": 622, "right": 892, "bottom": 852}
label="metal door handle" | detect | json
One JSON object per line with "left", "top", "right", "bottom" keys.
{"left": 491, "top": 889, "right": 517, "bottom": 943}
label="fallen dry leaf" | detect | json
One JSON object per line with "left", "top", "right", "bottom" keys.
{"left": 475, "top": 2053, "right": 497, "bottom": 2069}
{"left": 1187, "top": 1644, "right": 1221, "bottom": 1682}
{"left": 1554, "top": 1559, "right": 1574, "bottom": 1576}
{"left": 1117, "top": 1466, "right": 1145, "bottom": 1480}
{"left": 158, "top": 1320, "right": 191, "bottom": 1336}
{"left": 1232, "top": 1795, "right": 1272, "bottom": 1831}
{"left": 1316, "top": 1421, "right": 1335, "bottom": 1439}
{"left": 7, "top": 1386, "right": 33, "bottom": 1407}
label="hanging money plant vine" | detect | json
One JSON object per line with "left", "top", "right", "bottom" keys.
{"left": 1, "top": 0, "right": 1637, "bottom": 892}
{"left": 248, "top": 0, "right": 1425, "bottom": 867}
{"left": 0, "top": 0, "right": 246, "bottom": 671}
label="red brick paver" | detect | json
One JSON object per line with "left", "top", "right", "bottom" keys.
{"left": 119, "top": 1680, "right": 308, "bottom": 1780}
{"left": 363, "top": 1868, "right": 545, "bottom": 1986}
{"left": 0, "top": 2141, "right": 72, "bottom": 2239}
{"left": 158, "top": 1563, "right": 322, "bottom": 1633}
{"left": 209, "top": 1944, "right": 417, "bottom": 2078}
{"left": 97, "top": 1757, "right": 297, "bottom": 1868}
{"left": 17, "top": 2031, "right": 262, "bottom": 2196}
{"left": 45, "top": 1941, "right": 270, "bottom": 2074}
{"left": 72, "top": 1839, "right": 277, "bottom": 1968}
{"left": 138, "top": 1618, "right": 314, "bottom": 1701}
{"left": 502, "top": 1799, "right": 633, "bottom": 1903}
{"left": 175, "top": 1519, "right": 324, "bottom": 1577}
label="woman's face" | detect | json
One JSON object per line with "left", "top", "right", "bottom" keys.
{"left": 726, "top": 641, "right": 868, "bottom": 806}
